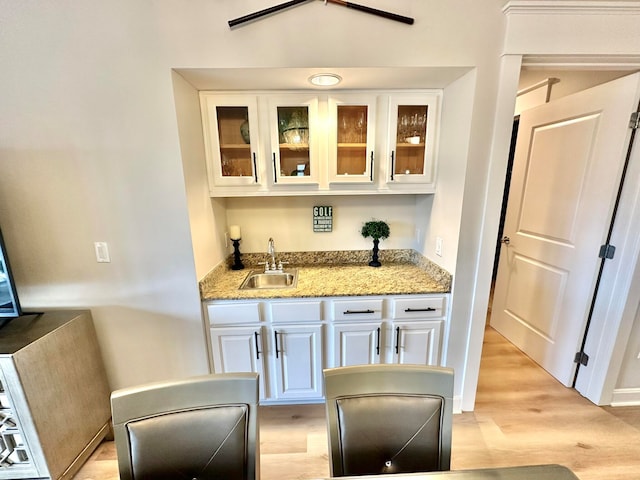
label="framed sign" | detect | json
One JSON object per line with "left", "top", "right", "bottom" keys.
{"left": 313, "top": 206, "right": 333, "bottom": 232}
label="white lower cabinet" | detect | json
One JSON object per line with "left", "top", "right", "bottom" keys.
{"left": 391, "top": 321, "right": 442, "bottom": 365}
{"left": 271, "top": 324, "right": 323, "bottom": 400}
{"left": 210, "top": 325, "right": 267, "bottom": 400}
{"left": 204, "top": 293, "right": 447, "bottom": 404}
{"left": 389, "top": 296, "right": 444, "bottom": 365}
{"left": 332, "top": 322, "right": 384, "bottom": 366}
{"left": 330, "top": 295, "right": 445, "bottom": 367}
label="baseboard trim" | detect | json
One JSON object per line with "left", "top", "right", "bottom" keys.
{"left": 611, "top": 387, "right": 640, "bottom": 406}
{"left": 453, "top": 395, "right": 463, "bottom": 414}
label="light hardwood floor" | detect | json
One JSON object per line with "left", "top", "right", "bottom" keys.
{"left": 73, "top": 327, "right": 640, "bottom": 480}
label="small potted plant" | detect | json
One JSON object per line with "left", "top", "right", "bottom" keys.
{"left": 361, "top": 220, "right": 390, "bottom": 267}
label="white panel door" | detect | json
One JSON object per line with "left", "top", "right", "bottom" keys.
{"left": 210, "top": 326, "right": 267, "bottom": 400}
{"left": 272, "top": 324, "right": 323, "bottom": 400}
{"left": 392, "top": 321, "right": 442, "bottom": 366}
{"left": 491, "top": 72, "right": 640, "bottom": 386}
{"left": 332, "top": 322, "right": 383, "bottom": 367}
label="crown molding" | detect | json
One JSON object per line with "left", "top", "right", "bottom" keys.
{"left": 503, "top": 1, "right": 640, "bottom": 15}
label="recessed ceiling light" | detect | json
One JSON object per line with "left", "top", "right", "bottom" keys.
{"left": 309, "top": 73, "right": 342, "bottom": 87}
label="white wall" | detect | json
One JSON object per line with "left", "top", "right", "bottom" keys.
{"left": 0, "top": 0, "right": 507, "bottom": 399}
{"left": 172, "top": 72, "right": 225, "bottom": 280}
{"left": 224, "top": 195, "right": 420, "bottom": 254}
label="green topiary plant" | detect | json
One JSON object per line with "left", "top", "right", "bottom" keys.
{"left": 361, "top": 220, "right": 390, "bottom": 267}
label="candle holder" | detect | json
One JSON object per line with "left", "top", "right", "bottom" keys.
{"left": 231, "top": 239, "right": 244, "bottom": 270}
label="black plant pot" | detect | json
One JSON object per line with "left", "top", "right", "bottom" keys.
{"left": 369, "top": 238, "right": 381, "bottom": 267}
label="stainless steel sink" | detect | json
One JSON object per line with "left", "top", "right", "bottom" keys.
{"left": 239, "top": 269, "right": 298, "bottom": 290}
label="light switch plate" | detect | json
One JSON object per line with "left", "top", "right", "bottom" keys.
{"left": 94, "top": 242, "right": 111, "bottom": 263}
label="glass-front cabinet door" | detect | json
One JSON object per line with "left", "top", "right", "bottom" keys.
{"left": 328, "top": 95, "right": 377, "bottom": 184}
{"left": 268, "top": 95, "right": 319, "bottom": 185}
{"left": 200, "top": 94, "right": 261, "bottom": 188}
{"left": 387, "top": 93, "right": 440, "bottom": 185}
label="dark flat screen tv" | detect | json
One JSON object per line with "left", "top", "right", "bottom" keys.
{"left": 0, "top": 228, "right": 22, "bottom": 319}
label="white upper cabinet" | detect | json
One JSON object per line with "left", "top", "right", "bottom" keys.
{"left": 200, "top": 93, "right": 262, "bottom": 191}
{"left": 267, "top": 94, "right": 320, "bottom": 187}
{"left": 386, "top": 93, "right": 441, "bottom": 190}
{"left": 200, "top": 90, "right": 442, "bottom": 196}
{"left": 327, "top": 94, "right": 377, "bottom": 185}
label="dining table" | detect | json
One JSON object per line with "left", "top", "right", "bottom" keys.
{"left": 317, "top": 464, "right": 579, "bottom": 479}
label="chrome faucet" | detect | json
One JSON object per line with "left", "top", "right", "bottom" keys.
{"left": 267, "top": 238, "right": 276, "bottom": 269}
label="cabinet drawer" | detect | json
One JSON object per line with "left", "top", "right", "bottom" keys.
{"left": 270, "top": 301, "right": 322, "bottom": 323}
{"left": 332, "top": 299, "right": 383, "bottom": 321}
{"left": 207, "top": 302, "right": 261, "bottom": 325}
{"left": 392, "top": 297, "right": 445, "bottom": 319}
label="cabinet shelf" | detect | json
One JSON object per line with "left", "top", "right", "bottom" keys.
{"left": 337, "top": 143, "right": 367, "bottom": 148}
{"left": 220, "top": 144, "right": 251, "bottom": 150}
{"left": 280, "top": 143, "right": 309, "bottom": 150}
{"left": 397, "top": 142, "right": 426, "bottom": 148}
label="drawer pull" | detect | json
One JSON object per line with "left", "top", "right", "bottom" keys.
{"left": 404, "top": 307, "right": 436, "bottom": 313}
{"left": 344, "top": 309, "right": 375, "bottom": 315}
{"left": 254, "top": 331, "right": 261, "bottom": 360}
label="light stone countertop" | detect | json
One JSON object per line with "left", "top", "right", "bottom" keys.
{"left": 200, "top": 250, "right": 451, "bottom": 301}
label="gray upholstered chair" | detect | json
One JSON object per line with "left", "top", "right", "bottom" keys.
{"left": 323, "top": 364, "right": 454, "bottom": 477}
{"left": 111, "top": 372, "right": 259, "bottom": 480}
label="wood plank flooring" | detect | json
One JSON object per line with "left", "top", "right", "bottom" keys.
{"left": 72, "top": 327, "right": 640, "bottom": 480}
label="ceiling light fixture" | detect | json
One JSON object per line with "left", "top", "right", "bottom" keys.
{"left": 309, "top": 73, "right": 342, "bottom": 87}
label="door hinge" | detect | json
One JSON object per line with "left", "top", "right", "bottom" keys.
{"left": 631, "top": 111, "right": 640, "bottom": 130}
{"left": 574, "top": 351, "right": 589, "bottom": 366}
{"left": 599, "top": 244, "right": 616, "bottom": 260}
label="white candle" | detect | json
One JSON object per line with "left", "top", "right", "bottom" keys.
{"left": 229, "top": 225, "right": 241, "bottom": 240}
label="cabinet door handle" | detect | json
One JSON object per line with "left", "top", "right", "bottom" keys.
{"left": 376, "top": 327, "right": 380, "bottom": 355}
{"left": 274, "top": 330, "right": 280, "bottom": 358}
{"left": 370, "top": 151, "right": 374, "bottom": 182}
{"left": 272, "top": 153, "right": 278, "bottom": 183}
{"left": 253, "top": 153, "right": 258, "bottom": 183}
{"left": 254, "top": 331, "right": 261, "bottom": 360}
{"left": 390, "top": 151, "right": 395, "bottom": 181}
{"left": 344, "top": 309, "right": 374, "bottom": 315}
{"left": 404, "top": 307, "right": 436, "bottom": 313}
{"left": 394, "top": 326, "right": 400, "bottom": 354}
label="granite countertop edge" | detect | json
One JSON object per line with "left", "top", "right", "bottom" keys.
{"left": 199, "top": 249, "right": 452, "bottom": 301}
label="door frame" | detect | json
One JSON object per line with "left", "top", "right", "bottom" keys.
{"left": 468, "top": 54, "right": 640, "bottom": 408}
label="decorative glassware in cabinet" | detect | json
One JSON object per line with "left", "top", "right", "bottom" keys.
{"left": 394, "top": 105, "right": 427, "bottom": 176}
{"left": 277, "top": 106, "right": 311, "bottom": 178}
{"left": 337, "top": 105, "right": 369, "bottom": 175}
{"left": 388, "top": 92, "right": 440, "bottom": 186}
{"left": 200, "top": 93, "right": 261, "bottom": 190}
{"left": 328, "top": 95, "right": 377, "bottom": 184}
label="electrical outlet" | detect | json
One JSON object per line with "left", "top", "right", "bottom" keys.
{"left": 225, "top": 232, "right": 229, "bottom": 249}
{"left": 435, "top": 237, "right": 443, "bottom": 257}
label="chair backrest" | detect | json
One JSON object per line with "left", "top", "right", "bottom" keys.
{"left": 111, "top": 373, "right": 259, "bottom": 480}
{"left": 323, "top": 364, "right": 454, "bottom": 477}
